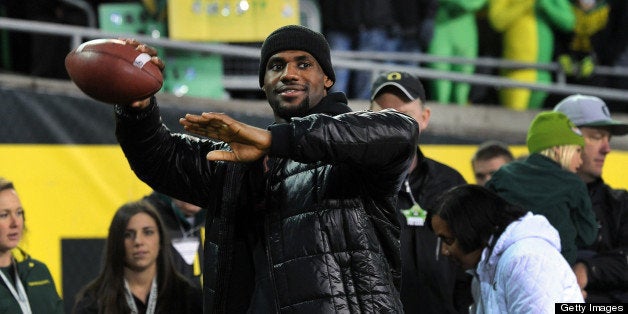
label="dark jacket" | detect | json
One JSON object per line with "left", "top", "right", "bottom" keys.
{"left": 391, "top": 0, "right": 439, "bottom": 48}
{"left": 115, "top": 92, "right": 419, "bottom": 313}
{"left": 578, "top": 178, "right": 628, "bottom": 302}
{"left": 0, "top": 248, "right": 64, "bottom": 314}
{"left": 318, "top": 0, "right": 361, "bottom": 32}
{"left": 144, "top": 192, "right": 205, "bottom": 288}
{"left": 592, "top": 0, "right": 628, "bottom": 66}
{"left": 485, "top": 153, "right": 598, "bottom": 265}
{"left": 398, "top": 148, "right": 472, "bottom": 314}
{"left": 319, "top": 0, "right": 397, "bottom": 32}
{"left": 73, "top": 276, "right": 203, "bottom": 314}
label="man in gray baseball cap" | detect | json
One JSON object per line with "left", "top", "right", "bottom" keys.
{"left": 554, "top": 94, "right": 628, "bottom": 183}
{"left": 554, "top": 94, "right": 628, "bottom": 303}
{"left": 555, "top": 94, "right": 628, "bottom": 135}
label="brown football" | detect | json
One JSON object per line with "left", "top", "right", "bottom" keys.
{"left": 65, "top": 39, "right": 163, "bottom": 104}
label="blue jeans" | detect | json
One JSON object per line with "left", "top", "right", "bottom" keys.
{"left": 326, "top": 31, "right": 354, "bottom": 95}
{"left": 353, "top": 28, "right": 400, "bottom": 99}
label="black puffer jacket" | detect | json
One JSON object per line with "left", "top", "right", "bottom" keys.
{"left": 397, "top": 148, "right": 472, "bottom": 314}
{"left": 115, "top": 92, "right": 419, "bottom": 313}
{"left": 579, "top": 178, "right": 628, "bottom": 302}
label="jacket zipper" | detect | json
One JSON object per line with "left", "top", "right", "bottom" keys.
{"left": 265, "top": 156, "right": 283, "bottom": 313}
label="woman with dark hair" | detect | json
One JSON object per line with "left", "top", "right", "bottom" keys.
{"left": 73, "top": 200, "right": 202, "bottom": 314}
{"left": 429, "top": 185, "right": 584, "bottom": 313}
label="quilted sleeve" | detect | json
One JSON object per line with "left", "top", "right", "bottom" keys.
{"left": 498, "top": 240, "right": 584, "bottom": 312}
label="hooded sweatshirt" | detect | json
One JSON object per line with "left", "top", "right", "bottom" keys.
{"left": 471, "top": 212, "right": 584, "bottom": 313}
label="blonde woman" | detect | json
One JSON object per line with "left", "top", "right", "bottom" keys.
{"left": 0, "top": 177, "right": 64, "bottom": 313}
{"left": 485, "top": 111, "right": 597, "bottom": 266}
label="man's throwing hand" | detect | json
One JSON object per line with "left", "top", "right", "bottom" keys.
{"left": 180, "top": 112, "right": 271, "bottom": 162}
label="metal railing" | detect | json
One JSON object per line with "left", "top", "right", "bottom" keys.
{"left": 333, "top": 51, "right": 628, "bottom": 79}
{"left": 60, "top": 0, "right": 96, "bottom": 28}
{"left": 1, "top": 16, "right": 627, "bottom": 102}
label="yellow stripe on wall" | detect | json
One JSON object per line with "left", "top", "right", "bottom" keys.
{"left": 0, "top": 144, "right": 626, "bottom": 298}
{"left": 422, "top": 145, "right": 628, "bottom": 189}
{"left": 0, "top": 145, "right": 152, "bottom": 297}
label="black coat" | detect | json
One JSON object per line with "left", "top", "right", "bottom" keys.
{"left": 115, "top": 92, "right": 419, "bottom": 313}
{"left": 579, "top": 179, "right": 628, "bottom": 302}
{"left": 397, "top": 148, "right": 472, "bottom": 314}
{"left": 143, "top": 192, "right": 205, "bottom": 288}
{"left": 73, "top": 278, "right": 202, "bottom": 314}
{"left": 318, "top": 0, "right": 398, "bottom": 32}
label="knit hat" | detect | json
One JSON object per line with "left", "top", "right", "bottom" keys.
{"left": 553, "top": 94, "right": 628, "bottom": 136}
{"left": 258, "top": 25, "right": 335, "bottom": 87}
{"left": 370, "top": 71, "right": 426, "bottom": 102}
{"left": 527, "top": 111, "right": 584, "bottom": 153}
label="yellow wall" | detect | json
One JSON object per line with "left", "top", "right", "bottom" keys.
{"left": 0, "top": 145, "right": 152, "bottom": 297}
{"left": 422, "top": 145, "right": 628, "bottom": 190}
{"left": 0, "top": 144, "right": 626, "bottom": 299}
{"left": 168, "top": 0, "right": 300, "bottom": 42}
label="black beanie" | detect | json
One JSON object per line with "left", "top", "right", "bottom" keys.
{"left": 258, "top": 25, "right": 335, "bottom": 87}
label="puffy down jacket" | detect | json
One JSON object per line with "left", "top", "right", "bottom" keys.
{"left": 115, "top": 92, "right": 419, "bottom": 313}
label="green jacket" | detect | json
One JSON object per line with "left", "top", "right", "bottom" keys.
{"left": 0, "top": 248, "right": 64, "bottom": 314}
{"left": 486, "top": 153, "right": 597, "bottom": 265}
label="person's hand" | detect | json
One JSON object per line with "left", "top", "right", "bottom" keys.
{"left": 121, "top": 38, "right": 165, "bottom": 109}
{"left": 180, "top": 112, "right": 272, "bottom": 162}
{"left": 572, "top": 262, "right": 588, "bottom": 300}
